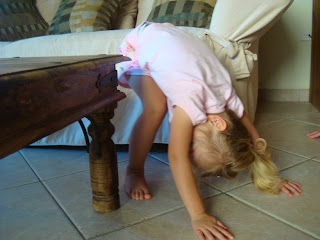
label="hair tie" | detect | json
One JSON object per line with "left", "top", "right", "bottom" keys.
{"left": 254, "top": 138, "right": 267, "bottom": 152}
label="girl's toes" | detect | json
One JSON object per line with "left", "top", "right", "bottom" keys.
{"left": 134, "top": 190, "right": 141, "bottom": 200}
{"left": 131, "top": 191, "right": 138, "bottom": 200}
{"left": 138, "top": 190, "right": 144, "bottom": 200}
{"left": 144, "top": 193, "right": 152, "bottom": 200}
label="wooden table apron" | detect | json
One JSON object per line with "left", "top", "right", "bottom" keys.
{"left": 0, "top": 55, "right": 128, "bottom": 212}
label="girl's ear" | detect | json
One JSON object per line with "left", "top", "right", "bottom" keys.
{"left": 207, "top": 114, "right": 227, "bottom": 132}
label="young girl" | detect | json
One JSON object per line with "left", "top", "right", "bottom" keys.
{"left": 117, "top": 22, "right": 302, "bottom": 240}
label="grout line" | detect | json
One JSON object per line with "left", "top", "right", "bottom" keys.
{"left": 225, "top": 193, "right": 320, "bottom": 240}
{"left": 255, "top": 118, "right": 289, "bottom": 127}
{"left": 0, "top": 180, "right": 40, "bottom": 191}
{"left": 148, "top": 155, "right": 237, "bottom": 194}
{"left": 147, "top": 153, "right": 169, "bottom": 166}
{"left": 19, "top": 151, "right": 43, "bottom": 180}
{"left": 203, "top": 179, "right": 252, "bottom": 194}
{"left": 269, "top": 146, "right": 319, "bottom": 159}
{"left": 18, "top": 150, "right": 87, "bottom": 240}
{"left": 269, "top": 146, "right": 310, "bottom": 159}
{"left": 221, "top": 182, "right": 252, "bottom": 193}
{"left": 289, "top": 118, "right": 320, "bottom": 127}
{"left": 90, "top": 192, "right": 225, "bottom": 240}
{"left": 89, "top": 205, "right": 186, "bottom": 240}
{"left": 118, "top": 159, "right": 129, "bottom": 163}
{"left": 311, "top": 151, "right": 320, "bottom": 160}
{"left": 18, "top": 150, "right": 89, "bottom": 181}
{"left": 278, "top": 159, "right": 313, "bottom": 172}
{"left": 40, "top": 169, "right": 89, "bottom": 182}
{"left": 312, "top": 159, "right": 320, "bottom": 164}
{"left": 311, "top": 156, "right": 320, "bottom": 163}
{"left": 41, "top": 180, "right": 89, "bottom": 240}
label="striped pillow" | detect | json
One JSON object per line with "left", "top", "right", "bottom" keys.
{"left": 48, "top": 0, "right": 121, "bottom": 35}
{"left": 0, "top": 0, "right": 49, "bottom": 41}
{"left": 147, "top": 0, "right": 216, "bottom": 28}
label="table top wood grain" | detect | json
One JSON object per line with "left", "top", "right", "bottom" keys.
{"left": 0, "top": 55, "right": 125, "bottom": 76}
{"left": 0, "top": 55, "right": 129, "bottom": 159}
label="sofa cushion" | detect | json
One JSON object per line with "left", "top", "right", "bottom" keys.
{"left": 147, "top": 0, "right": 216, "bottom": 28}
{"left": 36, "top": 0, "right": 62, "bottom": 25}
{"left": 0, "top": 0, "right": 49, "bottom": 41}
{"left": 113, "top": 0, "right": 138, "bottom": 29}
{"left": 48, "top": 0, "right": 121, "bottom": 35}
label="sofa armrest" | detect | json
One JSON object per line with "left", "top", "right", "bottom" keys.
{"left": 210, "top": 0, "right": 294, "bottom": 42}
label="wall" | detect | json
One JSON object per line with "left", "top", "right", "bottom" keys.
{"left": 259, "top": 0, "right": 313, "bottom": 91}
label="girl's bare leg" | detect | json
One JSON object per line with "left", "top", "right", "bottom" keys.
{"left": 125, "top": 75, "right": 167, "bottom": 200}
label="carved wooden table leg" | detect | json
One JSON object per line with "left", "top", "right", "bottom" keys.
{"left": 87, "top": 103, "right": 120, "bottom": 212}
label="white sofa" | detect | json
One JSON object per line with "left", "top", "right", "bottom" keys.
{"left": 0, "top": 0, "right": 293, "bottom": 146}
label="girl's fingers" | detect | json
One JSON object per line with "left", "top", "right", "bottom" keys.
{"left": 306, "top": 130, "right": 317, "bottom": 136}
{"left": 286, "top": 184, "right": 301, "bottom": 196}
{"left": 281, "top": 181, "right": 302, "bottom": 197}
{"left": 280, "top": 180, "right": 302, "bottom": 197}
{"left": 288, "top": 182, "right": 302, "bottom": 193}
{"left": 207, "top": 228, "right": 227, "bottom": 240}
{"left": 307, "top": 130, "right": 320, "bottom": 138}
{"left": 203, "top": 229, "right": 217, "bottom": 240}
{"left": 214, "top": 226, "right": 234, "bottom": 240}
{"left": 289, "top": 181, "right": 302, "bottom": 187}
{"left": 281, "top": 187, "right": 293, "bottom": 197}
{"left": 217, "top": 220, "right": 228, "bottom": 229}
{"left": 196, "top": 230, "right": 206, "bottom": 240}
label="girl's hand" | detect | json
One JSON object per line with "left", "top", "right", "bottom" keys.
{"left": 191, "top": 213, "right": 234, "bottom": 240}
{"left": 306, "top": 130, "right": 320, "bottom": 139}
{"left": 278, "top": 180, "right": 302, "bottom": 197}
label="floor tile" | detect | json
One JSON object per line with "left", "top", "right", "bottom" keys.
{"left": 2, "top": 101, "right": 319, "bottom": 240}
{"left": 228, "top": 160, "right": 320, "bottom": 239}
{"left": 254, "top": 112, "right": 287, "bottom": 126}
{"left": 20, "top": 148, "right": 90, "bottom": 180}
{"left": 254, "top": 102, "right": 318, "bottom": 126}
{"left": 290, "top": 112, "right": 320, "bottom": 126}
{"left": 202, "top": 148, "right": 308, "bottom": 192}
{"left": 257, "top": 119, "right": 320, "bottom": 158}
{"left": 43, "top": 156, "right": 220, "bottom": 239}
{"left": 256, "top": 102, "right": 316, "bottom": 115}
{"left": 20, "top": 148, "right": 129, "bottom": 180}
{"left": 100, "top": 194, "right": 316, "bottom": 240}
{"left": 0, "top": 182, "right": 82, "bottom": 240}
{"left": 0, "top": 151, "right": 38, "bottom": 190}
{"left": 148, "top": 152, "right": 169, "bottom": 164}
{"left": 117, "top": 151, "right": 129, "bottom": 162}
{"left": 313, "top": 155, "right": 320, "bottom": 162}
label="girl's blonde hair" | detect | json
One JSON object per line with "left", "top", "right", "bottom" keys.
{"left": 191, "top": 110, "right": 282, "bottom": 194}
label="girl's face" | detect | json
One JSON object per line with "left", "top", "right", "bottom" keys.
{"left": 189, "top": 138, "right": 224, "bottom": 173}
{"left": 190, "top": 119, "right": 228, "bottom": 175}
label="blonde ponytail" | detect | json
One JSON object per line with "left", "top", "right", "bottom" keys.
{"left": 190, "top": 111, "right": 283, "bottom": 195}
{"left": 249, "top": 138, "right": 282, "bottom": 194}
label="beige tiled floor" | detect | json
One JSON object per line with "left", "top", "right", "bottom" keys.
{"left": 1, "top": 102, "right": 320, "bottom": 240}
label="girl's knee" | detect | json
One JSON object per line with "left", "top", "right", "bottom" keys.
{"left": 144, "top": 102, "right": 167, "bottom": 119}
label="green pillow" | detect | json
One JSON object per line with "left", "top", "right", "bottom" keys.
{"left": 147, "top": 0, "right": 216, "bottom": 29}
{"left": 48, "top": 0, "right": 121, "bottom": 35}
{"left": 0, "top": 0, "right": 48, "bottom": 41}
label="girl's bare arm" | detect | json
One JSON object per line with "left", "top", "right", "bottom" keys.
{"left": 168, "top": 107, "right": 205, "bottom": 218}
{"left": 168, "top": 106, "right": 234, "bottom": 240}
{"left": 239, "top": 111, "right": 263, "bottom": 148}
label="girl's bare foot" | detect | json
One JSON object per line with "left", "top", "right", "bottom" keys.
{"left": 124, "top": 168, "right": 152, "bottom": 200}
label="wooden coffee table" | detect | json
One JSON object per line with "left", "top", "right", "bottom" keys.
{"left": 0, "top": 55, "right": 129, "bottom": 212}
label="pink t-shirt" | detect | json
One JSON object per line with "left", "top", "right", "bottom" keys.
{"left": 118, "top": 22, "right": 244, "bottom": 126}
